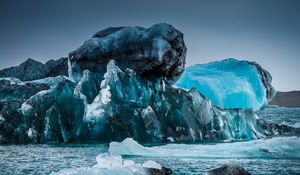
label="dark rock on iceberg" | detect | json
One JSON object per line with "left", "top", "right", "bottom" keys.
{"left": 45, "top": 57, "right": 69, "bottom": 77}
{"left": 203, "top": 164, "right": 251, "bottom": 175}
{"left": 69, "top": 23, "right": 186, "bottom": 84}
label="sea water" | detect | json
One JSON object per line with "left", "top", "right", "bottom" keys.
{"left": 0, "top": 107, "right": 299, "bottom": 175}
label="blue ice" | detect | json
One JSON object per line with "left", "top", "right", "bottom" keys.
{"left": 176, "top": 58, "right": 267, "bottom": 110}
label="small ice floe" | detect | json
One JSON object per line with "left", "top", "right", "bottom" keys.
{"left": 109, "top": 137, "right": 300, "bottom": 159}
{"left": 51, "top": 152, "right": 169, "bottom": 175}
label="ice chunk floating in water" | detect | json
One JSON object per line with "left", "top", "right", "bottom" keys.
{"left": 176, "top": 58, "right": 276, "bottom": 110}
{"left": 51, "top": 153, "right": 163, "bottom": 175}
{"left": 109, "top": 137, "right": 300, "bottom": 159}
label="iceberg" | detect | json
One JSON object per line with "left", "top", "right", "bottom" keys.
{"left": 0, "top": 23, "right": 296, "bottom": 144}
{"left": 175, "top": 58, "right": 276, "bottom": 110}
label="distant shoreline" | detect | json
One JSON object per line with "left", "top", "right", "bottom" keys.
{"left": 269, "top": 91, "right": 300, "bottom": 108}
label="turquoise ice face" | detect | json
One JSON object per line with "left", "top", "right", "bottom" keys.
{"left": 175, "top": 58, "right": 271, "bottom": 110}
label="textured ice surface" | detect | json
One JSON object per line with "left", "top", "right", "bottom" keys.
{"left": 0, "top": 60, "right": 295, "bottom": 143}
{"left": 25, "top": 76, "right": 67, "bottom": 87}
{"left": 176, "top": 58, "right": 275, "bottom": 110}
{"left": 109, "top": 137, "right": 300, "bottom": 158}
{"left": 0, "top": 77, "right": 24, "bottom": 85}
{"left": 69, "top": 23, "right": 186, "bottom": 84}
{"left": 0, "top": 76, "right": 66, "bottom": 88}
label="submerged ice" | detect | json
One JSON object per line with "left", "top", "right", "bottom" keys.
{"left": 176, "top": 59, "right": 276, "bottom": 110}
{"left": 0, "top": 23, "right": 296, "bottom": 144}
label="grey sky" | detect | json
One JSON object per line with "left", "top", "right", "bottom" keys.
{"left": 0, "top": 0, "right": 299, "bottom": 91}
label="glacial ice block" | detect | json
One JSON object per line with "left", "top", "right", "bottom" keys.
{"left": 175, "top": 58, "right": 276, "bottom": 110}
{"left": 69, "top": 23, "right": 186, "bottom": 84}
